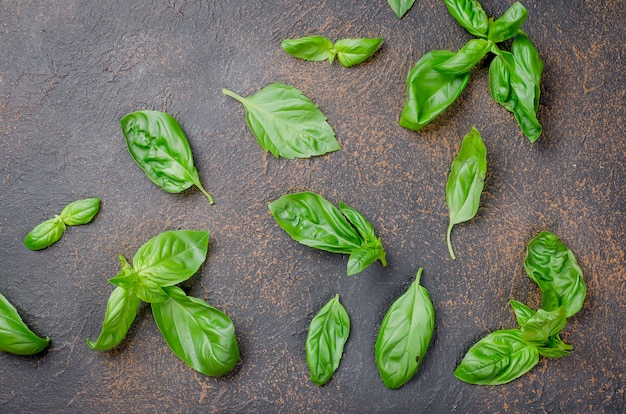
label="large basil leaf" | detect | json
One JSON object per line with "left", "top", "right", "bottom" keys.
{"left": 524, "top": 232, "right": 586, "bottom": 317}
{"left": 375, "top": 269, "right": 435, "bottom": 389}
{"left": 0, "top": 292, "right": 50, "bottom": 355}
{"left": 59, "top": 198, "right": 101, "bottom": 226}
{"left": 223, "top": 83, "right": 340, "bottom": 159}
{"left": 334, "top": 37, "right": 382, "bottom": 68}
{"left": 454, "top": 329, "right": 539, "bottom": 385}
{"left": 87, "top": 287, "right": 141, "bottom": 351}
{"left": 443, "top": 0, "right": 489, "bottom": 38}
{"left": 521, "top": 307, "right": 567, "bottom": 346}
{"left": 399, "top": 50, "right": 470, "bottom": 131}
{"left": 488, "top": 2, "right": 528, "bottom": 43}
{"left": 152, "top": 287, "right": 240, "bottom": 376}
{"left": 433, "top": 39, "right": 492, "bottom": 75}
{"left": 282, "top": 36, "right": 336, "bottom": 63}
{"left": 120, "top": 110, "right": 213, "bottom": 203}
{"left": 306, "top": 294, "right": 350, "bottom": 385}
{"left": 446, "top": 127, "right": 487, "bottom": 260}
{"left": 387, "top": 0, "right": 416, "bottom": 19}
{"left": 24, "top": 215, "right": 66, "bottom": 251}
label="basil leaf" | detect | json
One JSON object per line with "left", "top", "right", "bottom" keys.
{"left": 509, "top": 299, "right": 536, "bottom": 327}
{"left": 443, "top": 0, "right": 489, "bottom": 38}
{"left": 524, "top": 232, "right": 586, "bottom": 317}
{"left": 488, "top": 2, "right": 528, "bottom": 43}
{"left": 223, "top": 83, "right": 340, "bottom": 159}
{"left": 445, "top": 127, "right": 487, "bottom": 260}
{"left": 346, "top": 241, "right": 386, "bottom": 276}
{"left": 433, "top": 39, "right": 492, "bottom": 75}
{"left": 521, "top": 307, "right": 567, "bottom": 346}
{"left": 24, "top": 215, "right": 66, "bottom": 251}
{"left": 454, "top": 329, "right": 539, "bottom": 385}
{"left": 87, "top": 287, "right": 141, "bottom": 351}
{"left": 0, "top": 292, "right": 50, "bottom": 355}
{"left": 538, "top": 334, "right": 573, "bottom": 359}
{"left": 59, "top": 198, "right": 101, "bottom": 226}
{"left": 387, "top": 0, "right": 416, "bottom": 19}
{"left": 306, "top": 294, "right": 350, "bottom": 385}
{"left": 489, "top": 53, "right": 513, "bottom": 103}
{"left": 152, "top": 286, "right": 240, "bottom": 376}
{"left": 281, "top": 36, "right": 336, "bottom": 63}
{"left": 120, "top": 110, "right": 213, "bottom": 203}
{"left": 334, "top": 37, "right": 382, "bottom": 68}
{"left": 375, "top": 269, "right": 435, "bottom": 389}
{"left": 399, "top": 50, "right": 470, "bottom": 131}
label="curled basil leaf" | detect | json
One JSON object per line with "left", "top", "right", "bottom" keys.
{"left": 306, "top": 294, "right": 350, "bottom": 385}
{"left": 87, "top": 286, "right": 141, "bottom": 351}
{"left": 120, "top": 110, "right": 213, "bottom": 203}
{"left": 152, "top": 286, "right": 240, "bottom": 377}
{"left": 399, "top": 50, "right": 470, "bottom": 131}
{"left": 488, "top": 2, "right": 528, "bottom": 43}
{"left": 0, "top": 292, "right": 50, "bottom": 355}
{"left": 521, "top": 307, "right": 567, "bottom": 346}
{"left": 376, "top": 269, "right": 435, "bottom": 389}
{"left": 281, "top": 36, "right": 336, "bottom": 63}
{"left": 223, "top": 83, "right": 340, "bottom": 159}
{"left": 334, "top": 37, "right": 382, "bottom": 68}
{"left": 387, "top": 0, "right": 416, "bottom": 19}
{"left": 454, "top": 329, "right": 539, "bottom": 385}
{"left": 446, "top": 127, "right": 487, "bottom": 260}
{"left": 59, "top": 198, "right": 101, "bottom": 226}
{"left": 443, "top": 0, "right": 489, "bottom": 38}
{"left": 524, "top": 231, "right": 585, "bottom": 317}
{"left": 24, "top": 215, "right": 66, "bottom": 251}
{"left": 434, "top": 39, "right": 492, "bottom": 75}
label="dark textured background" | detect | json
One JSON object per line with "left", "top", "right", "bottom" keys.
{"left": 1, "top": 1, "right": 624, "bottom": 412}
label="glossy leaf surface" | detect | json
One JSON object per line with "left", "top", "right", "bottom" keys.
{"left": 509, "top": 300, "right": 535, "bottom": 327}
{"left": 60, "top": 198, "right": 101, "bottom": 226}
{"left": 433, "top": 39, "right": 491, "bottom": 75}
{"left": 281, "top": 36, "right": 335, "bottom": 62}
{"left": 306, "top": 294, "right": 350, "bottom": 385}
{"left": 120, "top": 110, "right": 213, "bottom": 203}
{"left": 0, "top": 292, "right": 50, "bottom": 355}
{"left": 376, "top": 269, "right": 435, "bottom": 389}
{"left": 488, "top": 2, "right": 528, "bottom": 43}
{"left": 24, "top": 215, "right": 66, "bottom": 251}
{"left": 443, "top": 0, "right": 489, "bottom": 38}
{"left": 152, "top": 287, "right": 239, "bottom": 376}
{"left": 335, "top": 37, "right": 382, "bottom": 68}
{"left": 223, "top": 83, "right": 340, "bottom": 159}
{"left": 521, "top": 306, "right": 567, "bottom": 346}
{"left": 387, "top": 0, "right": 416, "bottom": 18}
{"left": 87, "top": 286, "right": 141, "bottom": 351}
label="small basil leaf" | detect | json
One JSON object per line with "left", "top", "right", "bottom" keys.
{"left": 488, "top": 2, "right": 528, "bottom": 43}
{"left": 338, "top": 202, "right": 377, "bottom": 244}
{"left": 376, "top": 269, "right": 435, "bottom": 389}
{"left": 223, "top": 83, "right": 340, "bottom": 159}
{"left": 538, "top": 334, "right": 573, "bottom": 359}
{"left": 433, "top": 39, "right": 491, "bottom": 75}
{"left": 281, "top": 36, "right": 336, "bottom": 63}
{"left": 152, "top": 286, "right": 240, "bottom": 376}
{"left": 524, "top": 232, "right": 586, "bottom": 317}
{"left": 443, "top": 0, "right": 489, "bottom": 38}
{"left": 87, "top": 287, "right": 141, "bottom": 351}
{"left": 120, "top": 110, "right": 213, "bottom": 203}
{"left": 509, "top": 300, "right": 536, "bottom": 327}
{"left": 446, "top": 127, "right": 487, "bottom": 260}
{"left": 521, "top": 307, "right": 567, "bottom": 346}
{"left": 454, "top": 329, "right": 539, "bottom": 385}
{"left": 108, "top": 255, "right": 139, "bottom": 290}
{"left": 60, "top": 198, "right": 101, "bottom": 226}
{"left": 0, "top": 292, "right": 50, "bottom": 355}
{"left": 306, "top": 294, "right": 350, "bottom": 385}
{"left": 399, "top": 50, "right": 470, "bottom": 131}
{"left": 346, "top": 241, "right": 386, "bottom": 276}
{"left": 24, "top": 215, "right": 66, "bottom": 251}
{"left": 334, "top": 37, "right": 383, "bottom": 68}
{"left": 489, "top": 53, "right": 513, "bottom": 103}
{"left": 387, "top": 0, "right": 416, "bottom": 19}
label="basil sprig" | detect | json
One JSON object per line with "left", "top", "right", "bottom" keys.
{"left": 387, "top": 0, "right": 416, "bottom": 19}
{"left": 24, "top": 198, "right": 101, "bottom": 250}
{"left": 455, "top": 232, "right": 585, "bottom": 385}
{"left": 120, "top": 110, "right": 214, "bottom": 203}
{"left": 282, "top": 36, "right": 382, "bottom": 68}
{"left": 305, "top": 294, "right": 350, "bottom": 385}
{"left": 268, "top": 191, "right": 387, "bottom": 275}
{"left": 375, "top": 268, "right": 435, "bottom": 389}
{"left": 0, "top": 292, "right": 50, "bottom": 355}
{"left": 446, "top": 127, "right": 487, "bottom": 260}
{"left": 223, "top": 83, "right": 340, "bottom": 159}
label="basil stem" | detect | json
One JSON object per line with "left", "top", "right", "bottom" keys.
{"left": 0, "top": 292, "right": 50, "bottom": 355}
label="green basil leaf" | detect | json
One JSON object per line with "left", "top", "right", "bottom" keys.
{"left": 375, "top": 268, "right": 435, "bottom": 389}
{"left": 488, "top": 2, "right": 528, "bottom": 43}
{"left": 338, "top": 202, "right": 377, "bottom": 244}
{"left": 387, "top": 0, "right": 416, "bottom": 19}
{"left": 524, "top": 232, "right": 586, "bottom": 317}
{"left": 24, "top": 215, "right": 66, "bottom": 251}
{"left": 433, "top": 39, "right": 491, "bottom": 75}
{"left": 454, "top": 329, "right": 539, "bottom": 385}
{"left": 509, "top": 299, "right": 536, "bottom": 327}
{"left": 223, "top": 83, "right": 340, "bottom": 159}
{"left": 399, "top": 50, "right": 470, "bottom": 131}
{"left": 521, "top": 307, "right": 567, "bottom": 346}
{"left": 0, "top": 292, "right": 50, "bottom": 355}
{"left": 538, "top": 334, "right": 573, "bottom": 359}
{"left": 59, "top": 198, "right": 101, "bottom": 226}
{"left": 334, "top": 37, "right": 383, "bottom": 68}
{"left": 152, "top": 286, "right": 240, "bottom": 376}
{"left": 443, "top": 0, "right": 489, "bottom": 38}
{"left": 446, "top": 127, "right": 487, "bottom": 260}
{"left": 511, "top": 31, "right": 543, "bottom": 91}
{"left": 87, "top": 287, "right": 141, "bottom": 351}
{"left": 281, "top": 36, "right": 336, "bottom": 63}
{"left": 306, "top": 294, "right": 350, "bottom": 385}
{"left": 346, "top": 240, "right": 386, "bottom": 276}
{"left": 120, "top": 110, "right": 213, "bottom": 203}
{"left": 489, "top": 53, "right": 513, "bottom": 103}
{"left": 108, "top": 257, "right": 170, "bottom": 304}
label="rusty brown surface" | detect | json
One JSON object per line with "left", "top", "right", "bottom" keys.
{"left": 0, "top": 0, "right": 624, "bottom": 412}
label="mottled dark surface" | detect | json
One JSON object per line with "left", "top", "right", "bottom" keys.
{"left": 0, "top": 1, "right": 624, "bottom": 412}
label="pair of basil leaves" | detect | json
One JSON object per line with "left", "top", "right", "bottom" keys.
{"left": 455, "top": 232, "right": 586, "bottom": 385}
{"left": 400, "top": 1, "right": 544, "bottom": 142}
{"left": 88, "top": 230, "right": 240, "bottom": 377}
{"left": 306, "top": 269, "right": 434, "bottom": 389}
